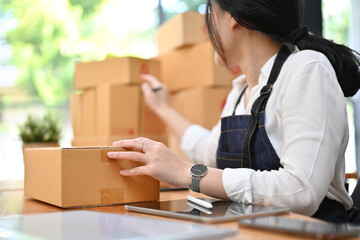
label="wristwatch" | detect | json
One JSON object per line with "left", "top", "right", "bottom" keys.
{"left": 189, "top": 164, "right": 208, "bottom": 193}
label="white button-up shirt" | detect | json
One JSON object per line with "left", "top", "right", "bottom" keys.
{"left": 181, "top": 49, "right": 353, "bottom": 216}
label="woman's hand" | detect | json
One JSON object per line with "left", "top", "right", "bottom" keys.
{"left": 141, "top": 74, "right": 192, "bottom": 141}
{"left": 107, "top": 137, "right": 193, "bottom": 188}
{"left": 141, "top": 74, "right": 171, "bottom": 115}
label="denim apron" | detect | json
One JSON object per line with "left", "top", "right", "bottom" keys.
{"left": 216, "top": 45, "right": 347, "bottom": 223}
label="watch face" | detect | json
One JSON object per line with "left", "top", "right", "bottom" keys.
{"left": 191, "top": 164, "right": 208, "bottom": 177}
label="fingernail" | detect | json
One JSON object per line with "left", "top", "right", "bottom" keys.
{"left": 107, "top": 152, "right": 115, "bottom": 158}
{"left": 120, "top": 170, "right": 126, "bottom": 175}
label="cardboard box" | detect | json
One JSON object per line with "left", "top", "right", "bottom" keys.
{"left": 83, "top": 89, "right": 97, "bottom": 136}
{"left": 96, "top": 85, "right": 140, "bottom": 136}
{"left": 159, "top": 41, "right": 234, "bottom": 92}
{"left": 71, "top": 134, "right": 168, "bottom": 147}
{"left": 171, "top": 87, "right": 230, "bottom": 129}
{"left": 96, "top": 84, "right": 167, "bottom": 136}
{"left": 157, "top": 12, "right": 208, "bottom": 54}
{"left": 69, "top": 92, "right": 84, "bottom": 137}
{"left": 24, "top": 147, "right": 159, "bottom": 208}
{"left": 74, "top": 57, "right": 160, "bottom": 90}
{"left": 70, "top": 84, "right": 167, "bottom": 138}
{"left": 69, "top": 90, "right": 93, "bottom": 137}
{"left": 140, "top": 100, "right": 167, "bottom": 135}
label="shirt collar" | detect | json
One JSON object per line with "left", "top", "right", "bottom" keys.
{"left": 232, "top": 74, "right": 247, "bottom": 93}
{"left": 231, "top": 53, "right": 277, "bottom": 93}
{"left": 259, "top": 53, "right": 277, "bottom": 84}
{"left": 232, "top": 48, "right": 295, "bottom": 91}
{"left": 260, "top": 47, "right": 297, "bottom": 84}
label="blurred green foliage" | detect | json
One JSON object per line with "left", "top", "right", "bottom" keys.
{"left": 323, "top": 4, "right": 350, "bottom": 45}
{"left": 18, "top": 112, "right": 61, "bottom": 143}
{"left": 183, "top": 0, "right": 206, "bottom": 10}
{"left": 0, "top": 0, "right": 205, "bottom": 106}
{"left": 160, "top": 0, "right": 205, "bottom": 24}
{"left": 0, "top": 0, "right": 107, "bottom": 106}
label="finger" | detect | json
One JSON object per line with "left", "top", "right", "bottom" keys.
{"left": 113, "top": 138, "right": 141, "bottom": 148}
{"left": 120, "top": 166, "right": 148, "bottom": 176}
{"left": 113, "top": 138, "right": 151, "bottom": 152}
{"left": 141, "top": 82, "right": 153, "bottom": 96}
{"left": 141, "top": 74, "right": 161, "bottom": 88}
{"left": 107, "top": 151, "right": 147, "bottom": 163}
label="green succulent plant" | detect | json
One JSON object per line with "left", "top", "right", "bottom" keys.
{"left": 18, "top": 112, "right": 61, "bottom": 143}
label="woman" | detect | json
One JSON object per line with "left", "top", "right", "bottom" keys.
{"left": 108, "top": 0, "right": 360, "bottom": 222}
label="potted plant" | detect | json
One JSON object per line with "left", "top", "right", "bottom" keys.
{"left": 19, "top": 112, "right": 62, "bottom": 153}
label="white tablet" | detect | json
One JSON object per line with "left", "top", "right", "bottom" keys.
{"left": 125, "top": 198, "right": 289, "bottom": 223}
{"left": 0, "top": 210, "right": 236, "bottom": 240}
{"left": 238, "top": 215, "right": 360, "bottom": 239}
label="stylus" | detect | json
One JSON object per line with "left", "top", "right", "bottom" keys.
{"left": 186, "top": 195, "right": 213, "bottom": 209}
{"left": 186, "top": 201, "right": 213, "bottom": 214}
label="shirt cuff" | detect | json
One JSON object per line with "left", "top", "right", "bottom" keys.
{"left": 222, "top": 168, "right": 254, "bottom": 203}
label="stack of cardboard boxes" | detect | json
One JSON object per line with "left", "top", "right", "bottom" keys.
{"left": 70, "top": 57, "right": 167, "bottom": 146}
{"left": 70, "top": 11, "right": 238, "bottom": 159}
{"left": 156, "top": 12, "right": 236, "bottom": 160}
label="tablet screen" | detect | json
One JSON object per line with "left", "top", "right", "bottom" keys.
{"left": 238, "top": 215, "right": 360, "bottom": 239}
{"left": 125, "top": 198, "right": 289, "bottom": 223}
{"left": 0, "top": 210, "right": 236, "bottom": 240}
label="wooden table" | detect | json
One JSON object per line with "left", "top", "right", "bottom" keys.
{"left": 0, "top": 180, "right": 359, "bottom": 240}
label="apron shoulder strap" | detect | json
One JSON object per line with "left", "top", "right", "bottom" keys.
{"left": 232, "top": 86, "right": 248, "bottom": 116}
{"left": 251, "top": 45, "right": 292, "bottom": 115}
{"left": 241, "top": 45, "right": 292, "bottom": 167}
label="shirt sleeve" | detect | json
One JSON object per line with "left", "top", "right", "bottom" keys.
{"left": 180, "top": 85, "right": 241, "bottom": 168}
{"left": 181, "top": 123, "right": 220, "bottom": 168}
{"left": 222, "top": 60, "right": 349, "bottom": 215}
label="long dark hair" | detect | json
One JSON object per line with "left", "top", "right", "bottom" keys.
{"left": 206, "top": 0, "right": 360, "bottom": 97}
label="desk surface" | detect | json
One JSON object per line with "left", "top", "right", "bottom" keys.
{"left": 0, "top": 180, "right": 359, "bottom": 240}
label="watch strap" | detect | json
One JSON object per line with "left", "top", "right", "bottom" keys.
{"left": 190, "top": 176, "right": 200, "bottom": 193}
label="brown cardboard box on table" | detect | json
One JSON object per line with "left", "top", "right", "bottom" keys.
{"left": 158, "top": 41, "right": 234, "bottom": 92}
{"left": 74, "top": 57, "right": 160, "bottom": 89}
{"left": 157, "top": 11, "right": 208, "bottom": 55}
{"left": 171, "top": 87, "right": 230, "bottom": 130}
{"left": 24, "top": 147, "right": 159, "bottom": 208}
